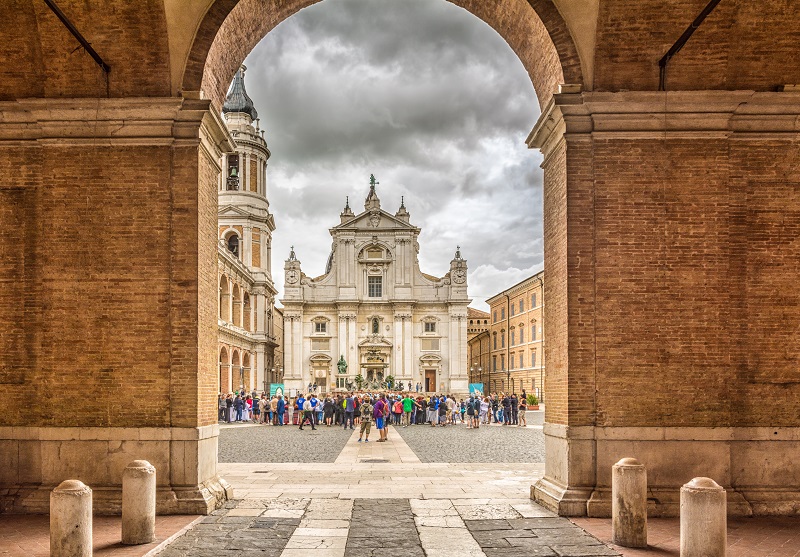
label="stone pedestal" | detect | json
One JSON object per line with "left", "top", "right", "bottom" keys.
{"left": 680, "top": 477, "right": 727, "bottom": 557}
{"left": 50, "top": 480, "right": 92, "bottom": 557}
{"left": 611, "top": 458, "right": 647, "bottom": 548}
{"left": 122, "top": 460, "right": 156, "bottom": 545}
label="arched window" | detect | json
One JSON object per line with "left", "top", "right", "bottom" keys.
{"left": 227, "top": 234, "right": 240, "bottom": 257}
{"left": 243, "top": 293, "right": 251, "bottom": 332}
{"left": 219, "top": 276, "right": 230, "bottom": 322}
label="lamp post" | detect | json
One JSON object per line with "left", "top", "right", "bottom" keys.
{"left": 478, "top": 367, "right": 482, "bottom": 394}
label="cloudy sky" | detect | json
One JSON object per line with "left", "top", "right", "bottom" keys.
{"left": 242, "top": 0, "right": 543, "bottom": 311}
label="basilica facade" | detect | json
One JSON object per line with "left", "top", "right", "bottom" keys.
{"left": 281, "top": 178, "right": 470, "bottom": 394}
{"left": 217, "top": 66, "right": 282, "bottom": 394}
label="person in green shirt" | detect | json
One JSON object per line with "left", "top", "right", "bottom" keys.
{"left": 402, "top": 395, "right": 414, "bottom": 427}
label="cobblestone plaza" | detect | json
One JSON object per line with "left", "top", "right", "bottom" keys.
{"left": 183, "top": 416, "right": 620, "bottom": 557}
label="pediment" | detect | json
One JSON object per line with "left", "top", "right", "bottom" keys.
{"left": 419, "top": 354, "right": 442, "bottom": 362}
{"left": 357, "top": 335, "right": 394, "bottom": 348}
{"left": 309, "top": 354, "right": 332, "bottom": 362}
{"left": 332, "top": 209, "right": 419, "bottom": 232}
{"left": 218, "top": 204, "right": 251, "bottom": 217}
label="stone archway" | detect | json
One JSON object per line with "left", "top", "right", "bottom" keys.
{"left": 2, "top": 0, "right": 800, "bottom": 519}
{"left": 182, "top": 0, "right": 583, "bottom": 112}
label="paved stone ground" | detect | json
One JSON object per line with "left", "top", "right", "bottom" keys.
{"left": 219, "top": 411, "right": 545, "bottom": 464}
{"left": 394, "top": 419, "right": 545, "bottom": 463}
{"left": 154, "top": 496, "right": 621, "bottom": 557}
{"left": 156, "top": 499, "right": 300, "bottom": 557}
{"left": 219, "top": 423, "right": 353, "bottom": 463}
{"left": 347, "top": 499, "right": 424, "bottom": 557}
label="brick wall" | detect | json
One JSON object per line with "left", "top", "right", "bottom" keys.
{"left": 0, "top": 145, "right": 174, "bottom": 427}
{"left": 564, "top": 135, "right": 800, "bottom": 429}
{"left": 0, "top": 0, "right": 170, "bottom": 100}
{"left": 594, "top": 0, "right": 800, "bottom": 92}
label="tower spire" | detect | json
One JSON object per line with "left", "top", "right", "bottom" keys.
{"left": 222, "top": 65, "right": 258, "bottom": 122}
{"left": 364, "top": 174, "right": 381, "bottom": 210}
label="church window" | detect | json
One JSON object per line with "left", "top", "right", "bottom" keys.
{"left": 368, "top": 276, "right": 382, "bottom": 297}
{"left": 372, "top": 318, "right": 380, "bottom": 334}
{"left": 421, "top": 338, "right": 440, "bottom": 351}
{"left": 315, "top": 321, "right": 327, "bottom": 333}
{"left": 367, "top": 248, "right": 383, "bottom": 259}
{"left": 227, "top": 234, "right": 240, "bottom": 258}
{"left": 424, "top": 321, "right": 436, "bottom": 333}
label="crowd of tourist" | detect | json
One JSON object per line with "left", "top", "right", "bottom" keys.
{"left": 218, "top": 391, "right": 535, "bottom": 435}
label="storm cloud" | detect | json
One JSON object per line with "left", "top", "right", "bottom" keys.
{"left": 242, "top": 0, "right": 544, "bottom": 310}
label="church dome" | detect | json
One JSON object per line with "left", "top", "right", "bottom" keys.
{"left": 222, "top": 65, "right": 258, "bottom": 121}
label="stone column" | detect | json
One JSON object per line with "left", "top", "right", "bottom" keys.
{"left": 122, "top": 460, "right": 156, "bottom": 545}
{"left": 50, "top": 480, "right": 92, "bottom": 557}
{"left": 680, "top": 478, "right": 726, "bottom": 557}
{"left": 612, "top": 458, "right": 647, "bottom": 548}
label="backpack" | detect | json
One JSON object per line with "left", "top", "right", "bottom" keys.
{"left": 360, "top": 403, "right": 373, "bottom": 420}
{"left": 393, "top": 401, "right": 402, "bottom": 413}
{"left": 473, "top": 399, "right": 482, "bottom": 413}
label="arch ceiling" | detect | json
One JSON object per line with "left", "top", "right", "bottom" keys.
{"left": 183, "top": 0, "right": 578, "bottom": 110}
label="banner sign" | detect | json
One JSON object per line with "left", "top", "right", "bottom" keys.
{"left": 269, "top": 383, "right": 285, "bottom": 398}
{"left": 469, "top": 383, "right": 484, "bottom": 395}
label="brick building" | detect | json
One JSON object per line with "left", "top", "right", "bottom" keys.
{"left": 467, "top": 308, "right": 490, "bottom": 389}
{"left": 217, "top": 66, "right": 281, "bottom": 394}
{"left": 485, "top": 272, "right": 545, "bottom": 400}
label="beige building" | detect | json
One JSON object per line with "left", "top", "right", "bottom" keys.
{"left": 486, "top": 272, "right": 545, "bottom": 400}
{"left": 217, "top": 66, "right": 281, "bottom": 394}
{"left": 281, "top": 178, "right": 470, "bottom": 394}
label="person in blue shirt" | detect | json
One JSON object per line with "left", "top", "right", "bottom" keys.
{"left": 343, "top": 394, "right": 355, "bottom": 430}
{"left": 276, "top": 396, "right": 285, "bottom": 426}
{"left": 309, "top": 395, "right": 319, "bottom": 426}
{"left": 233, "top": 395, "right": 244, "bottom": 422}
{"left": 295, "top": 394, "right": 305, "bottom": 425}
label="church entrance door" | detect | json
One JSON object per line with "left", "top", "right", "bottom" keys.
{"left": 424, "top": 369, "right": 436, "bottom": 393}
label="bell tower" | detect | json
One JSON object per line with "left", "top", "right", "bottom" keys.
{"left": 219, "top": 64, "right": 276, "bottom": 277}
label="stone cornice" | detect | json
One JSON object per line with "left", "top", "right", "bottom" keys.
{"left": 0, "top": 97, "right": 236, "bottom": 152}
{"left": 529, "top": 90, "right": 800, "bottom": 158}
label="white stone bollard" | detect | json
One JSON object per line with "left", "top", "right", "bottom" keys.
{"left": 680, "top": 477, "right": 727, "bottom": 557}
{"left": 611, "top": 457, "right": 648, "bottom": 548}
{"left": 122, "top": 460, "right": 157, "bottom": 545}
{"left": 50, "top": 479, "right": 92, "bottom": 557}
